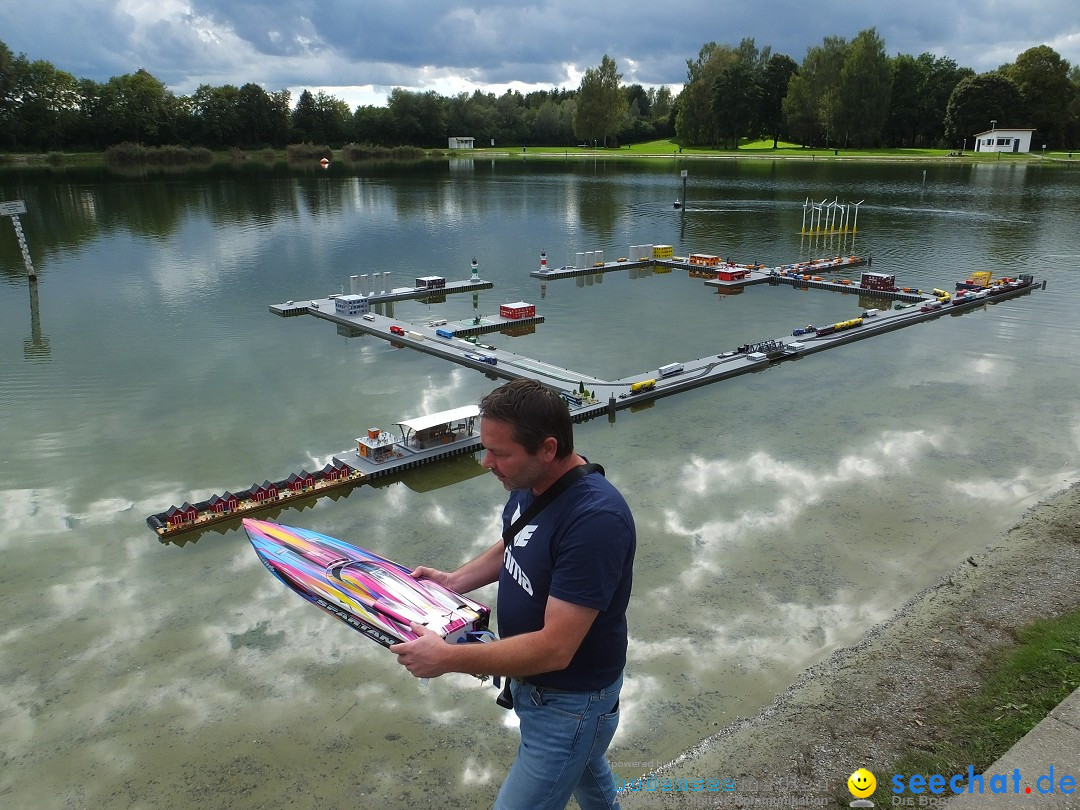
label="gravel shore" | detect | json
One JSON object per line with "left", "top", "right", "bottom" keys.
{"left": 620, "top": 481, "right": 1080, "bottom": 809}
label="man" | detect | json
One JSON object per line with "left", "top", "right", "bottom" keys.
{"left": 391, "top": 378, "right": 636, "bottom": 810}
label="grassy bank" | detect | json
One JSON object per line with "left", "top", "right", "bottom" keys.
{"left": 882, "top": 606, "right": 1080, "bottom": 798}
{"left": 6, "top": 139, "right": 1079, "bottom": 170}
{"left": 477, "top": 137, "right": 1079, "bottom": 163}
{"left": 0, "top": 143, "right": 436, "bottom": 169}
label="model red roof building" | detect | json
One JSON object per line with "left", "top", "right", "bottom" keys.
{"left": 717, "top": 267, "right": 749, "bottom": 281}
{"left": 861, "top": 272, "right": 896, "bottom": 291}
{"left": 499, "top": 301, "right": 535, "bottom": 319}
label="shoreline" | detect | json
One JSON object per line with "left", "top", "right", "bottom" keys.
{"left": 4, "top": 148, "right": 1077, "bottom": 171}
{"left": 620, "top": 480, "right": 1080, "bottom": 808}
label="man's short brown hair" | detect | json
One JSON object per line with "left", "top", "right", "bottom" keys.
{"left": 479, "top": 379, "right": 574, "bottom": 459}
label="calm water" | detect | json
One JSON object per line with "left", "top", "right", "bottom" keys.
{"left": 2, "top": 157, "right": 1079, "bottom": 809}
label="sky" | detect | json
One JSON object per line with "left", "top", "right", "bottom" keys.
{"left": 2, "top": 0, "right": 1078, "bottom": 109}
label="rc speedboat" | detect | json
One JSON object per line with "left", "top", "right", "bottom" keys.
{"left": 243, "top": 518, "right": 490, "bottom": 648}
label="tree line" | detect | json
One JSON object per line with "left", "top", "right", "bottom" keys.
{"left": 674, "top": 31, "right": 1078, "bottom": 150}
{"left": 1, "top": 31, "right": 1076, "bottom": 154}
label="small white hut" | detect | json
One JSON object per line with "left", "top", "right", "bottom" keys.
{"left": 972, "top": 127, "right": 1035, "bottom": 154}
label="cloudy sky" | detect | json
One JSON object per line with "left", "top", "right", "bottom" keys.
{"left": 2, "top": 1, "right": 1077, "bottom": 108}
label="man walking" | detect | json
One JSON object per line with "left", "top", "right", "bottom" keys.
{"left": 391, "top": 378, "right": 636, "bottom": 810}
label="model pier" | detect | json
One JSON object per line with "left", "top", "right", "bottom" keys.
{"left": 342, "top": 406, "right": 483, "bottom": 480}
{"left": 278, "top": 249, "right": 1042, "bottom": 423}
{"left": 270, "top": 274, "right": 493, "bottom": 318}
{"left": 148, "top": 406, "right": 485, "bottom": 542}
{"left": 148, "top": 235, "right": 1045, "bottom": 541}
{"left": 529, "top": 249, "right": 867, "bottom": 284}
{"left": 147, "top": 460, "right": 364, "bottom": 540}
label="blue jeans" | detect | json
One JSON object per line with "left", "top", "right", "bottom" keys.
{"left": 494, "top": 673, "right": 622, "bottom": 810}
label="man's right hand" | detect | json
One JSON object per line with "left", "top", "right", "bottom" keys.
{"left": 411, "top": 566, "right": 453, "bottom": 590}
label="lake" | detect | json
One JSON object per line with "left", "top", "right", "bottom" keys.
{"left": 1, "top": 156, "right": 1078, "bottom": 808}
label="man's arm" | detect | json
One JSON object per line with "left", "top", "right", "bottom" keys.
{"left": 390, "top": 595, "right": 598, "bottom": 679}
{"left": 411, "top": 539, "right": 503, "bottom": 594}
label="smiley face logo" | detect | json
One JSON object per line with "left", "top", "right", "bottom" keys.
{"left": 848, "top": 768, "right": 876, "bottom": 799}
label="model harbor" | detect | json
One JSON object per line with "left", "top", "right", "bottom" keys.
{"left": 146, "top": 238, "right": 1042, "bottom": 540}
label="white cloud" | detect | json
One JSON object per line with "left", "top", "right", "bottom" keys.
{"left": 3, "top": 1, "right": 1077, "bottom": 107}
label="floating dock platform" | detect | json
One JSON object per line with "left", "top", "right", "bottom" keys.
{"left": 530, "top": 254, "right": 867, "bottom": 283}
{"left": 434, "top": 315, "right": 546, "bottom": 337}
{"left": 148, "top": 407, "right": 486, "bottom": 542}
{"left": 148, "top": 246, "right": 1044, "bottom": 541}
{"left": 283, "top": 256, "right": 1041, "bottom": 422}
{"left": 530, "top": 259, "right": 652, "bottom": 279}
{"left": 269, "top": 278, "right": 494, "bottom": 317}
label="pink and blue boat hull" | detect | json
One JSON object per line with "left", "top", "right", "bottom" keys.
{"left": 243, "top": 518, "right": 490, "bottom": 648}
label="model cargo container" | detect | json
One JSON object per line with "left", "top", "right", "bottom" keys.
{"left": 688, "top": 254, "right": 720, "bottom": 267}
{"left": 499, "top": 302, "right": 535, "bottom": 320}
{"left": 658, "top": 363, "right": 684, "bottom": 378}
{"left": 860, "top": 272, "right": 896, "bottom": 291}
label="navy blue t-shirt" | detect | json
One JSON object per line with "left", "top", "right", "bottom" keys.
{"left": 497, "top": 470, "right": 636, "bottom": 690}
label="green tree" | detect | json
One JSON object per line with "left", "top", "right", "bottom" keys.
{"left": 494, "top": 90, "right": 529, "bottom": 144}
{"left": 190, "top": 84, "right": 242, "bottom": 148}
{"left": 885, "top": 54, "right": 922, "bottom": 146}
{"left": 624, "top": 84, "right": 651, "bottom": 119}
{"left": 1067, "top": 65, "right": 1080, "bottom": 148}
{"left": 353, "top": 104, "right": 395, "bottom": 145}
{"left": 291, "top": 89, "right": 319, "bottom": 142}
{"left": 780, "top": 73, "right": 817, "bottom": 145}
{"left": 100, "top": 69, "right": 176, "bottom": 145}
{"left": 649, "top": 86, "right": 673, "bottom": 124}
{"left": 314, "top": 92, "right": 353, "bottom": 145}
{"left": 0, "top": 51, "right": 80, "bottom": 149}
{"left": 573, "top": 55, "right": 628, "bottom": 146}
{"left": 917, "top": 55, "right": 973, "bottom": 148}
{"left": 760, "top": 53, "right": 798, "bottom": 148}
{"left": 531, "top": 97, "right": 575, "bottom": 144}
{"left": 446, "top": 91, "right": 497, "bottom": 144}
{"left": 944, "top": 72, "right": 1024, "bottom": 145}
{"left": 26, "top": 60, "right": 80, "bottom": 149}
{"left": 836, "top": 28, "right": 893, "bottom": 147}
{"left": 0, "top": 41, "right": 19, "bottom": 148}
{"left": 676, "top": 43, "right": 733, "bottom": 146}
{"left": 620, "top": 83, "right": 653, "bottom": 142}
{"left": 235, "top": 83, "right": 289, "bottom": 147}
{"left": 885, "top": 53, "right": 972, "bottom": 147}
{"left": 1001, "top": 45, "right": 1075, "bottom": 148}
{"left": 712, "top": 61, "right": 760, "bottom": 148}
{"left": 385, "top": 88, "right": 446, "bottom": 146}
{"left": 782, "top": 36, "right": 848, "bottom": 147}
{"left": 290, "top": 90, "right": 353, "bottom": 145}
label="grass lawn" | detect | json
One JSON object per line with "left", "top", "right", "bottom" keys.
{"left": 6, "top": 142, "right": 1077, "bottom": 168}
{"left": 884, "top": 606, "right": 1080, "bottom": 795}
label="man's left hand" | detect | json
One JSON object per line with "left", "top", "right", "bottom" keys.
{"left": 390, "top": 622, "right": 450, "bottom": 679}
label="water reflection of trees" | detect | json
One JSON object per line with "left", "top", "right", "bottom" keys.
{"left": 3, "top": 160, "right": 1071, "bottom": 288}
{"left": 0, "top": 160, "right": 746, "bottom": 283}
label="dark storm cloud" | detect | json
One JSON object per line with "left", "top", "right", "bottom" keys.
{"left": 2, "top": 0, "right": 1077, "bottom": 99}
